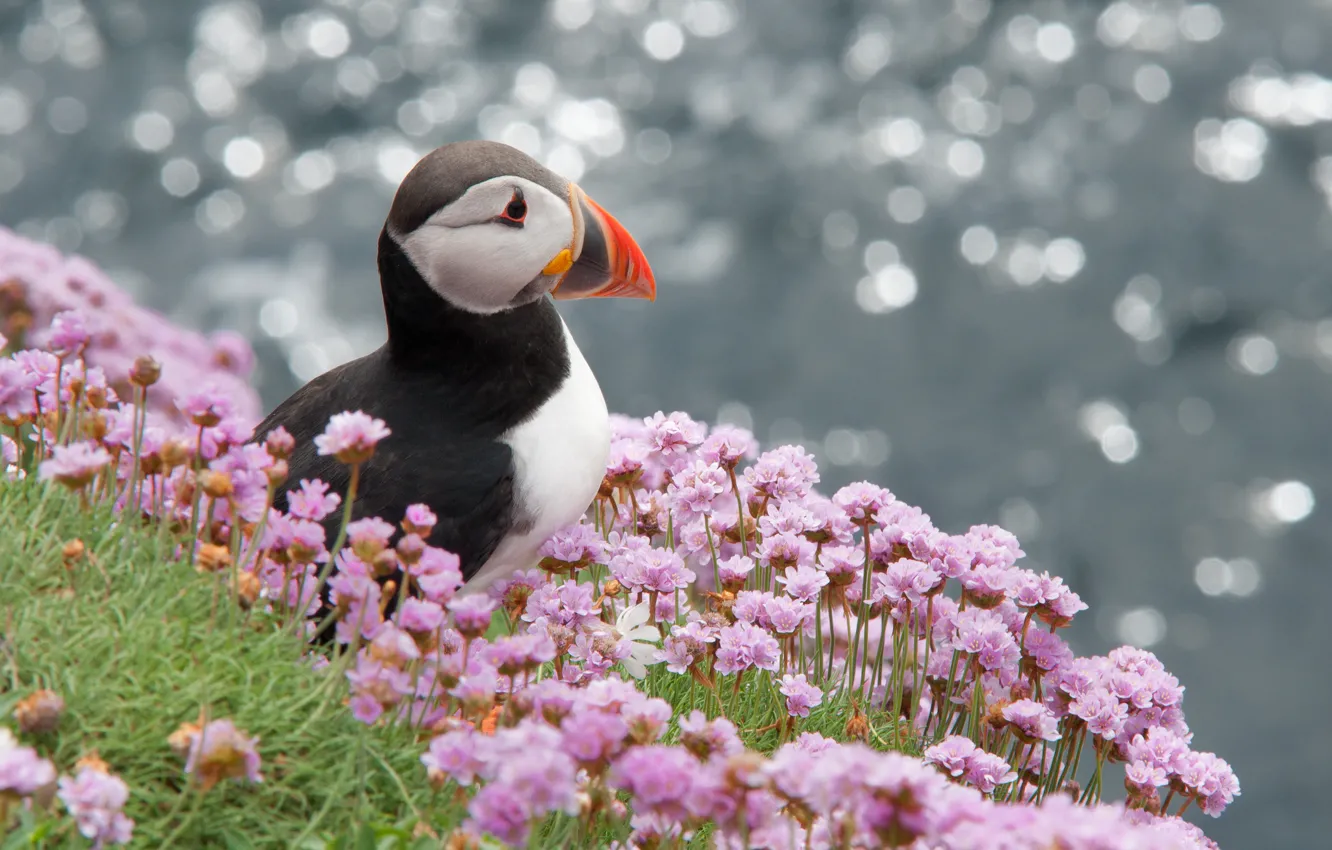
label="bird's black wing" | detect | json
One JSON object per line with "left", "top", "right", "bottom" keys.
{"left": 253, "top": 351, "right": 519, "bottom": 579}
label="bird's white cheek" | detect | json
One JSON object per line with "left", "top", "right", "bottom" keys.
{"left": 403, "top": 226, "right": 564, "bottom": 313}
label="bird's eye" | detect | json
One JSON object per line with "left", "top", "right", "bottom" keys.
{"left": 498, "top": 189, "right": 527, "bottom": 226}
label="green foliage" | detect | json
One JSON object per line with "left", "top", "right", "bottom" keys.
{"left": 0, "top": 481, "right": 445, "bottom": 848}
{"left": 0, "top": 479, "right": 910, "bottom": 848}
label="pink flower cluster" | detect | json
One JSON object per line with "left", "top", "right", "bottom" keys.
{"left": 0, "top": 246, "right": 1240, "bottom": 847}
{"left": 0, "top": 227, "right": 260, "bottom": 425}
{"left": 0, "top": 726, "right": 134, "bottom": 846}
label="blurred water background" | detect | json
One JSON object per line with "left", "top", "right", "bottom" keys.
{"left": 2, "top": 0, "right": 1330, "bottom": 844}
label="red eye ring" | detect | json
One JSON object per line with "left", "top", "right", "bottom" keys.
{"left": 499, "top": 189, "right": 527, "bottom": 224}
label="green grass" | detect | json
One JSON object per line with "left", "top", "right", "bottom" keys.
{"left": 0, "top": 481, "right": 446, "bottom": 848}
{"left": 0, "top": 477, "right": 909, "bottom": 849}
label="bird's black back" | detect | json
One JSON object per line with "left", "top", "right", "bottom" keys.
{"left": 253, "top": 227, "right": 572, "bottom": 582}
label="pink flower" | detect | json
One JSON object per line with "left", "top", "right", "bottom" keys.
{"left": 422, "top": 728, "right": 485, "bottom": 785}
{"left": 47, "top": 310, "right": 91, "bottom": 357}
{"left": 744, "top": 445, "right": 820, "bottom": 502}
{"left": 0, "top": 730, "right": 57, "bottom": 795}
{"left": 832, "top": 481, "right": 894, "bottom": 523}
{"left": 178, "top": 718, "right": 263, "bottom": 790}
{"left": 38, "top": 441, "right": 111, "bottom": 488}
{"left": 776, "top": 564, "right": 828, "bottom": 603}
{"left": 964, "top": 751, "right": 1018, "bottom": 794}
{"left": 700, "top": 425, "right": 756, "bottom": 469}
{"left": 666, "top": 459, "right": 729, "bottom": 515}
{"left": 1001, "top": 699, "right": 1060, "bottom": 743}
{"left": 57, "top": 765, "right": 134, "bottom": 846}
{"left": 717, "top": 554, "right": 754, "bottom": 590}
{"left": 177, "top": 386, "right": 234, "bottom": 428}
{"left": 448, "top": 595, "right": 496, "bottom": 639}
{"left": 402, "top": 503, "right": 437, "bottom": 535}
{"left": 314, "top": 411, "right": 391, "bottom": 464}
{"left": 923, "top": 735, "right": 976, "bottom": 778}
{"left": 538, "top": 523, "right": 607, "bottom": 572}
{"left": 778, "top": 674, "right": 823, "bottom": 718}
{"left": 644, "top": 410, "right": 706, "bottom": 460}
{"left": 285, "top": 478, "right": 341, "bottom": 521}
{"left": 713, "top": 621, "right": 780, "bottom": 675}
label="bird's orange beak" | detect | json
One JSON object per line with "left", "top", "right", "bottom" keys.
{"left": 550, "top": 185, "right": 656, "bottom": 302}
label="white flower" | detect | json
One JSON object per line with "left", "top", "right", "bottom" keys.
{"left": 613, "top": 601, "right": 662, "bottom": 680}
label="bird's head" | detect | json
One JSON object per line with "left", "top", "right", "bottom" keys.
{"left": 381, "top": 140, "right": 655, "bottom": 315}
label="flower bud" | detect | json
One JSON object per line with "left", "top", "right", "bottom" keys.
{"left": 265, "top": 460, "right": 288, "bottom": 488}
{"left": 161, "top": 439, "right": 191, "bottom": 468}
{"left": 14, "top": 689, "right": 64, "bottom": 734}
{"left": 62, "top": 538, "right": 86, "bottom": 565}
{"left": 199, "top": 469, "right": 234, "bottom": 499}
{"left": 396, "top": 533, "right": 425, "bottom": 566}
{"left": 601, "top": 579, "right": 623, "bottom": 598}
{"left": 196, "top": 543, "right": 232, "bottom": 573}
{"left": 844, "top": 709, "right": 869, "bottom": 742}
{"left": 83, "top": 411, "right": 109, "bottom": 440}
{"left": 264, "top": 427, "right": 295, "bottom": 460}
{"left": 130, "top": 355, "right": 161, "bottom": 388}
{"left": 236, "top": 572, "right": 262, "bottom": 609}
{"left": 371, "top": 549, "right": 399, "bottom": 579}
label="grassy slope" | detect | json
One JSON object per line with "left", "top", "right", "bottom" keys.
{"left": 0, "top": 481, "right": 446, "bottom": 848}
{"left": 0, "top": 478, "right": 907, "bottom": 849}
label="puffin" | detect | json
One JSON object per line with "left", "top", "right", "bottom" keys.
{"left": 254, "top": 139, "right": 654, "bottom": 601}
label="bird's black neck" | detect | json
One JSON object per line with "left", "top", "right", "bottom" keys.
{"left": 375, "top": 227, "right": 570, "bottom": 412}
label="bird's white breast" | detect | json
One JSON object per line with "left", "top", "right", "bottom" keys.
{"left": 466, "top": 318, "right": 610, "bottom": 592}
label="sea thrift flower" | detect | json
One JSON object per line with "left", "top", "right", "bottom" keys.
{"left": 0, "top": 727, "right": 57, "bottom": 795}
{"left": 538, "top": 523, "right": 606, "bottom": 574}
{"left": 965, "top": 750, "right": 1019, "bottom": 794}
{"left": 775, "top": 563, "right": 829, "bottom": 603}
{"left": 953, "top": 608, "right": 1020, "bottom": 673}
{"left": 644, "top": 410, "right": 706, "bottom": 461}
{"left": 758, "top": 531, "right": 816, "bottom": 570}
{"left": 399, "top": 598, "right": 445, "bottom": 635}
{"left": 47, "top": 310, "right": 90, "bottom": 356}
{"left": 764, "top": 595, "right": 811, "bottom": 636}
{"left": 174, "top": 718, "right": 263, "bottom": 791}
{"left": 314, "top": 411, "right": 391, "bottom": 464}
{"left": 608, "top": 745, "right": 701, "bottom": 823}
{"left": 286, "top": 478, "right": 341, "bottom": 521}
{"left": 421, "top": 729, "right": 486, "bottom": 787}
{"left": 657, "top": 619, "right": 716, "bottom": 674}
{"left": 745, "top": 445, "right": 819, "bottom": 502}
{"left": 700, "top": 424, "right": 756, "bottom": 469}
{"left": 666, "top": 459, "right": 729, "bottom": 515}
{"left": 818, "top": 545, "right": 863, "bottom": 585}
{"left": 717, "top": 554, "right": 754, "bottom": 590}
{"left": 448, "top": 595, "right": 496, "bottom": 639}
{"left": 177, "top": 386, "right": 233, "bottom": 428}
{"left": 714, "top": 621, "right": 780, "bottom": 675}
{"left": 832, "top": 481, "right": 894, "bottom": 523}
{"left": 560, "top": 710, "right": 630, "bottom": 766}
{"left": 605, "top": 438, "right": 648, "bottom": 485}
{"left": 779, "top": 674, "right": 823, "bottom": 718}
{"left": 924, "top": 735, "right": 977, "bottom": 778}
{"left": 402, "top": 503, "right": 437, "bottom": 535}
{"left": 57, "top": 765, "right": 134, "bottom": 846}
{"left": 1001, "top": 699, "right": 1061, "bottom": 743}
{"left": 38, "top": 441, "right": 111, "bottom": 488}
{"left": 522, "top": 580, "right": 598, "bottom": 630}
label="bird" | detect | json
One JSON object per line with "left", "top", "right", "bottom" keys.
{"left": 253, "top": 139, "right": 655, "bottom": 606}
